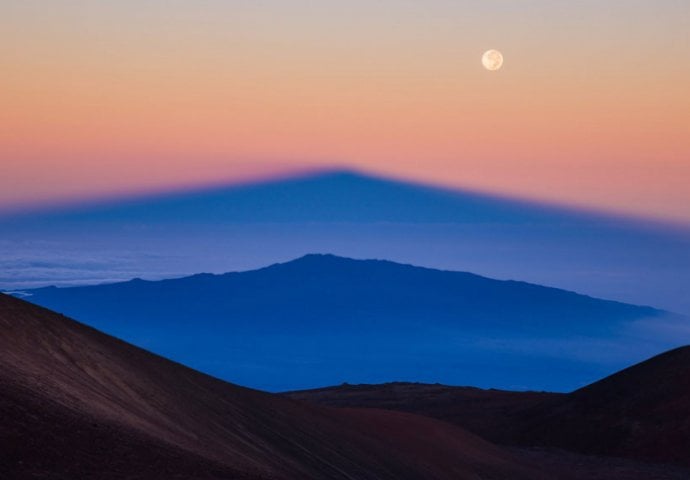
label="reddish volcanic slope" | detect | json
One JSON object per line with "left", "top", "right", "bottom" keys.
{"left": 285, "top": 382, "right": 562, "bottom": 445}
{"left": 287, "top": 348, "right": 690, "bottom": 470}
{"left": 0, "top": 293, "right": 551, "bottom": 480}
{"left": 516, "top": 345, "right": 690, "bottom": 467}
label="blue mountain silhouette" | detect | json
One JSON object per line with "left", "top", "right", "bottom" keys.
{"left": 23, "top": 254, "right": 687, "bottom": 392}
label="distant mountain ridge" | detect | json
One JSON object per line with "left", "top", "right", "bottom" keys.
{"left": 21, "top": 254, "right": 687, "bottom": 392}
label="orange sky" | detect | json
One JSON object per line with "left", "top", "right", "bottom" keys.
{"left": 2, "top": 1, "right": 689, "bottom": 222}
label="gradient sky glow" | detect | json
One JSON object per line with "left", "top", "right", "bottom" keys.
{"left": 2, "top": 1, "right": 689, "bottom": 222}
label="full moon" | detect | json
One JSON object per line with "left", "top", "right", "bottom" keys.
{"left": 482, "top": 49, "right": 503, "bottom": 71}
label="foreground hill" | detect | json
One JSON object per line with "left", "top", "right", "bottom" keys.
{"left": 287, "top": 347, "right": 690, "bottom": 469}
{"left": 517, "top": 345, "right": 690, "bottom": 467}
{"left": 21, "top": 255, "right": 685, "bottom": 391}
{"left": 0, "top": 293, "right": 550, "bottom": 480}
{"left": 285, "top": 383, "right": 563, "bottom": 445}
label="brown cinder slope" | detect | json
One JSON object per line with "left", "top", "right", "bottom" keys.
{"left": 0, "top": 294, "right": 551, "bottom": 480}
{"left": 285, "top": 382, "right": 561, "bottom": 444}
{"left": 515, "top": 345, "right": 690, "bottom": 467}
{"left": 288, "top": 348, "right": 690, "bottom": 470}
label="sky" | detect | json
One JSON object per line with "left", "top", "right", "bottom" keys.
{"left": 2, "top": 1, "right": 689, "bottom": 222}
